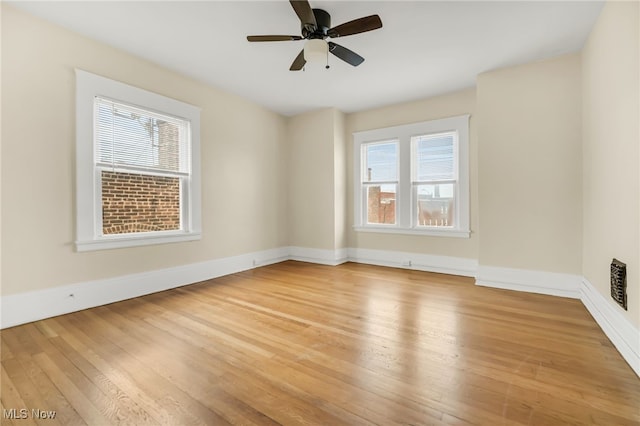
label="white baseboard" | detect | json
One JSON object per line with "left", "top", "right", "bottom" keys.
{"left": 347, "top": 248, "right": 478, "bottom": 277}
{"left": 0, "top": 247, "right": 289, "bottom": 329}
{"left": 476, "top": 265, "right": 582, "bottom": 299}
{"left": 288, "top": 246, "right": 349, "bottom": 266}
{"left": 580, "top": 277, "right": 640, "bottom": 377}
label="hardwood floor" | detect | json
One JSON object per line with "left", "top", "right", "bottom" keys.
{"left": 1, "top": 261, "right": 639, "bottom": 425}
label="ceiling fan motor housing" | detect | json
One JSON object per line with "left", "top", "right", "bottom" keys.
{"left": 304, "top": 9, "right": 331, "bottom": 39}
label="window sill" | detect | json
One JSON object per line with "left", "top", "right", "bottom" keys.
{"left": 75, "top": 231, "right": 202, "bottom": 252}
{"left": 353, "top": 226, "right": 470, "bottom": 239}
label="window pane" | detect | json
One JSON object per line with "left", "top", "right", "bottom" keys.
{"left": 416, "top": 183, "right": 455, "bottom": 227}
{"left": 364, "top": 142, "right": 398, "bottom": 182}
{"left": 102, "top": 170, "right": 181, "bottom": 235}
{"left": 367, "top": 184, "right": 396, "bottom": 225}
{"left": 414, "top": 133, "right": 455, "bottom": 181}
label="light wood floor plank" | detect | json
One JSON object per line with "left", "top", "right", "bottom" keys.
{"left": 2, "top": 328, "right": 86, "bottom": 426}
{"left": 2, "top": 261, "right": 639, "bottom": 425}
{"left": 31, "top": 352, "right": 113, "bottom": 425}
{"left": 1, "top": 365, "right": 38, "bottom": 426}
{"left": 1, "top": 356, "right": 64, "bottom": 426}
{"left": 52, "top": 314, "right": 222, "bottom": 426}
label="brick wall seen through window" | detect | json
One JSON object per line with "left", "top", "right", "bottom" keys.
{"left": 101, "top": 171, "right": 180, "bottom": 235}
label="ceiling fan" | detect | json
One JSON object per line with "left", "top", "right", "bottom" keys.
{"left": 246, "top": 0, "right": 383, "bottom": 71}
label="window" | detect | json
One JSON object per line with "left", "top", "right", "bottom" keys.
{"left": 75, "top": 70, "right": 201, "bottom": 251}
{"left": 354, "top": 115, "right": 470, "bottom": 238}
{"left": 412, "top": 132, "right": 457, "bottom": 228}
{"left": 362, "top": 141, "right": 398, "bottom": 225}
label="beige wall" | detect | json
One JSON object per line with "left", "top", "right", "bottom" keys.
{"left": 286, "top": 107, "right": 348, "bottom": 252}
{"left": 345, "top": 89, "right": 479, "bottom": 260}
{"left": 0, "top": 0, "right": 3, "bottom": 294}
{"left": 476, "top": 54, "right": 583, "bottom": 274}
{"left": 582, "top": 1, "right": 639, "bottom": 328}
{"left": 1, "top": 5, "right": 289, "bottom": 295}
{"left": 333, "top": 109, "right": 348, "bottom": 250}
{"left": 286, "top": 108, "right": 337, "bottom": 250}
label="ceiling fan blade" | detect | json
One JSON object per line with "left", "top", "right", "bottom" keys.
{"left": 290, "top": 0, "right": 317, "bottom": 30}
{"left": 328, "top": 42, "right": 364, "bottom": 67}
{"left": 247, "top": 35, "right": 303, "bottom": 42}
{"left": 328, "top": 15, "right": 382, "bottom": 38}
{"left": 290, "top": 49, "right": 306, "bottom": 71}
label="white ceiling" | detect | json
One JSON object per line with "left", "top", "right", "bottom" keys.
{"left": 9, "top": 1, "right": 604, "bottom": 116}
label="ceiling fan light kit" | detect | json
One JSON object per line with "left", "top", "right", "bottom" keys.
{"left": 247, "top": 0, "right": 382, "bottom": 71}
{"left": 303, "top": 39, "right": 328, "bottom": 63}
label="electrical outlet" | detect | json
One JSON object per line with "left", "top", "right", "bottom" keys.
{"left": 401, "top": 260, "right": 412, "bottom": 267}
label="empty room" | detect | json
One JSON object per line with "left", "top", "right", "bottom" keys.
{"left": 1, "top": 0, "right": 639, "bottom": 424}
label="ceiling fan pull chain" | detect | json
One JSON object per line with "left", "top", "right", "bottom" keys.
{"left": 326, "top": 50, "right": 330, "bottom": 69}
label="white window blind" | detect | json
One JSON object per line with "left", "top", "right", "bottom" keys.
{"left": 95, "top": 97, "right": 191, "bottom": 176}
{"left": 412, "top": 132, "right": 456, "bottom": 183}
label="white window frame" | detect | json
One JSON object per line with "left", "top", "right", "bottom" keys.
{"left": 353, "top": 115, "right": 470, "bottom": 238}
{"left": 75, "top": 69, "right": 202, "bottom": 251}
